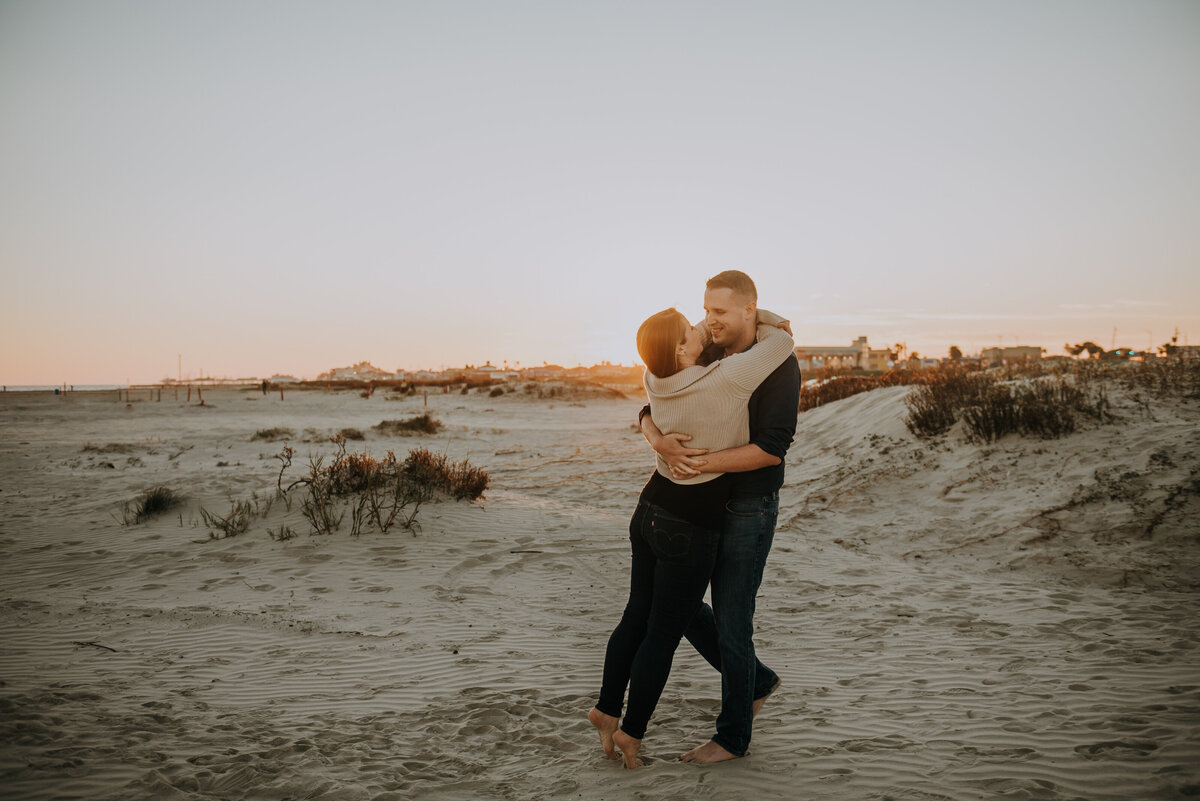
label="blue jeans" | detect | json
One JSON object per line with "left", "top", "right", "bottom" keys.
{"left": 683, "top": 492, "right": 780, "bottom": 756}
{"left": 597, "top": 502, "right": 721, "bottom": 739}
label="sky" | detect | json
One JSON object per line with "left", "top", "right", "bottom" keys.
{"left": 2, "top": 0, "right": 1198, "bottom": 384}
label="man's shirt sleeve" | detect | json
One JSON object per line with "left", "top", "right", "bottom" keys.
{"left": 747, "top": 355, "right": 801, "bottom": 460}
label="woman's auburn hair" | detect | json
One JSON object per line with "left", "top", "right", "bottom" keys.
{"left": 637, "top": 308, "right": 690, "bottom": 379}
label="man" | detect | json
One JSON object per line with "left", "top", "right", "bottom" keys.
{"left": 638, "top": 269, "right": 800, "bottom": 762}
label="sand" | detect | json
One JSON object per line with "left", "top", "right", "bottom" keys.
{"left": 1, "top": 381, "right": 1197, "bottom": 800}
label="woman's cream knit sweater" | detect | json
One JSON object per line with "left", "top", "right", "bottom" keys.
{"left": 643, "top": 311, "right": 795, "bottom": 485}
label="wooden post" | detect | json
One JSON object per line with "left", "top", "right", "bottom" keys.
{"left": 280, "top": 386, "right": 284, "bottom": 401}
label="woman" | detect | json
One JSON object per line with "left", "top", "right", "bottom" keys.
{"left": 588, "top": 307, "right": 793, "bottom": 768}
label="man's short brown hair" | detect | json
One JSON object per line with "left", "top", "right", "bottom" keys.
{"left": 705, "top": 269, "right": 757, "bottom": 302}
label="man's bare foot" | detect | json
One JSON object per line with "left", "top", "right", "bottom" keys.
{"left": 680, "top": 739, "right": 740, "bottom": 763}
{"left": 612, "top": 728, "right": 644, "bottom": 769}
{"left": 753, "top": 678, "right": 782, "bottom": 716}
{"left": 588, "top": 707, "right": 619, "bottom": 760}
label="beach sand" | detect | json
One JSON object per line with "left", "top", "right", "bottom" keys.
{"left": 1, "top": 382, "right": 1197, "bottom": 800}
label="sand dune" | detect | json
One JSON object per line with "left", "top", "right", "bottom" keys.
{"left": 1, "top": 384, "right": 1197, "bottom": 800}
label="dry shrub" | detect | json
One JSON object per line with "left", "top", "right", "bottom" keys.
{"left": 800, "top": 368, "right": 933, "bottom": 413}
{"left": 1115, "top": 359, "right": 1200, "bottom": 398}
{"left": 251, "top": 427, "right": 295, "bottom": 441}
{"left": 402, "top": 448, "right": 490, "bottom": 500}
{"left": 960, "top": 384, "right": 1020, "bottom": 443}
{"left": 904, "top": 385, "right": 959, "bottom": 437}
{"left": 339, "top": 427, "right": 366, "bottom": 440}
{"left": 199, "top": 499, "right": 254, "bottom": 539}
{"left": 1015, "top": 380, "right": 1083, "bottom": 438}
{"left": 327, "top": 449, "right": 383, "bottom": 495}
{"left": 198, "top": 492, "right": 274, "bottom": 539}
{"left": 122, "top": 486, "right": 184, "bottom": 525}
{"left": 903, "top": 369, "right": 993, "bottom": 437}
{"left": 817, "top": 359, "right": 1195, "bottom": 443}
{"left": 907, "top": 370, "right": 1097, "bottom": 443}
{"left": 374, "top": 414, "right": 443, "bottom": 435}
{"left": 84, "top": 442, "right": 136, "bottom": 454}
{"left": 276, "top": 436, "right": 489, "bottom": 537}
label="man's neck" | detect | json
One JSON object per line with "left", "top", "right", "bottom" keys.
{"left": 723, "top": 327, "right": 757, "bottom": 358}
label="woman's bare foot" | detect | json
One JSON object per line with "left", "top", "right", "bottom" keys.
{"left": 680, "top": 739, "right": 740, "bottom": 763}
{"left": 612, "top": 728, "right": 644, "bottom": 769}
{"left": 588, "top": 707, "right": 619, "bottom": 760}
{"left": 753, "top": 678, "right": 782, "bottom": 716}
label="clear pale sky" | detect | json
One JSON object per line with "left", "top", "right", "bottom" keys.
{"left": 2, "top": 0, "right": 1198, "bottom": 384}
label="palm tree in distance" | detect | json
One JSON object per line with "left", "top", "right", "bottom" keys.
{"left": 1066, "top": 341, "right": 1104, "bottom": 359}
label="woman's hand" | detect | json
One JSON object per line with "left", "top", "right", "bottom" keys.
{"left": 655, "top": 432, "right": 708, "bottom": 478}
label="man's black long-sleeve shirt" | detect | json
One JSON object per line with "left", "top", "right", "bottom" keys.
{"left": 641, "top": 342, "right": 801, "bottom": 498}
{"left": 732, "top": 351, "right": 801, "bottom": 496}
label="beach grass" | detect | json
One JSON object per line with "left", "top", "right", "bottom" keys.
{"left": 269, "top": 436, "right": 489, "bottom": 537}
{"left": 121, "top": 486, "right": 184, "bottom": 525}
{"left": 251, "top": 427, "right": 296, "bottom": 441}
{"left": 803, "top": 359, "right": 1195, "bottom": 443}
{"left": 84, "top": 442, "right": 137, "bottom": 454}
{"left": 373, "top": 414, "right": 443, "bottom": 435}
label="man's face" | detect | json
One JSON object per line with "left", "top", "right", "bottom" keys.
{"left": 703, "top": 287, "right": 755, "bottom": 348}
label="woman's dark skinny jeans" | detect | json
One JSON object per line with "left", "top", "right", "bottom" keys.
{"left": 596, "top": 501, "right": 720, "bottom": 739}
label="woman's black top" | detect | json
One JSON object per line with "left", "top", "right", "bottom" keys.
{"left": 637, "top": 471, "right": 731, "bottom": 531}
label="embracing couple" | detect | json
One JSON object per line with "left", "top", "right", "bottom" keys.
{"left": 589, "top": 269, "right": 801, "bottom": 768}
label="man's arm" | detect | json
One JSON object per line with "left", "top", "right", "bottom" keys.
{"left": 684, "top": 443, "right": 779, "bottom": 476}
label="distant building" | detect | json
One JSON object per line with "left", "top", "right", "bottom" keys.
{"left": 317, "top": 361, "right": 393, "bottom": 381}
{"left": 268, "top": 374, "right": 302, "bottom": 383}
{"left": 793, "top": 336, "right": 871, "bottom": 371}
{"left": 587, "top": 362, "right": 640, "bottom": 381}
{"left": 980, "top": 346, "right": 1043, "bottom": 364}
{"left": 868, "top": 347, "right": 898, "bottom": 371}
{"left": 476, "top": 364, "right": 521, "bottom": 380}
{"left": 521, "top": 365, "right": 566, "bottom": 379}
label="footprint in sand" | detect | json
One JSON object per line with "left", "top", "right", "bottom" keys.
{"left": 1075, "top": 739, "right": 1160, "bottom": 760}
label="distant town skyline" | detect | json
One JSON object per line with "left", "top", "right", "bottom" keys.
{"left": 117, "top": 332, "right": 1200, "bottom": 386}
{"left": 3, "top": 1, "right": 1197, "bottom": 385}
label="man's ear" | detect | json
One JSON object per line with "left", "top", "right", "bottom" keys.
{"left": 744, "top": 300, "right": 757, "bottom": 321}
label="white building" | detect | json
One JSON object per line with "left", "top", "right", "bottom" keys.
{"left": 317, "top": 361, "right": 393, "bottom": 381}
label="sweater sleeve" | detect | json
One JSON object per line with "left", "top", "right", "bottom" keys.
{"left": 720, "top": 324, "right": 796, "bottom": 394}
{"left": 756, "top": 308, "right": 790, "bottom": 329}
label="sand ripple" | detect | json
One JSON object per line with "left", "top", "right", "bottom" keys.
{"left": 2, "top": 387, "right": 1198, "bottom": 799}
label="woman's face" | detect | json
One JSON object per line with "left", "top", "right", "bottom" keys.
{"left": 679, "top": 322, "right": 705, "bottom": 365}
